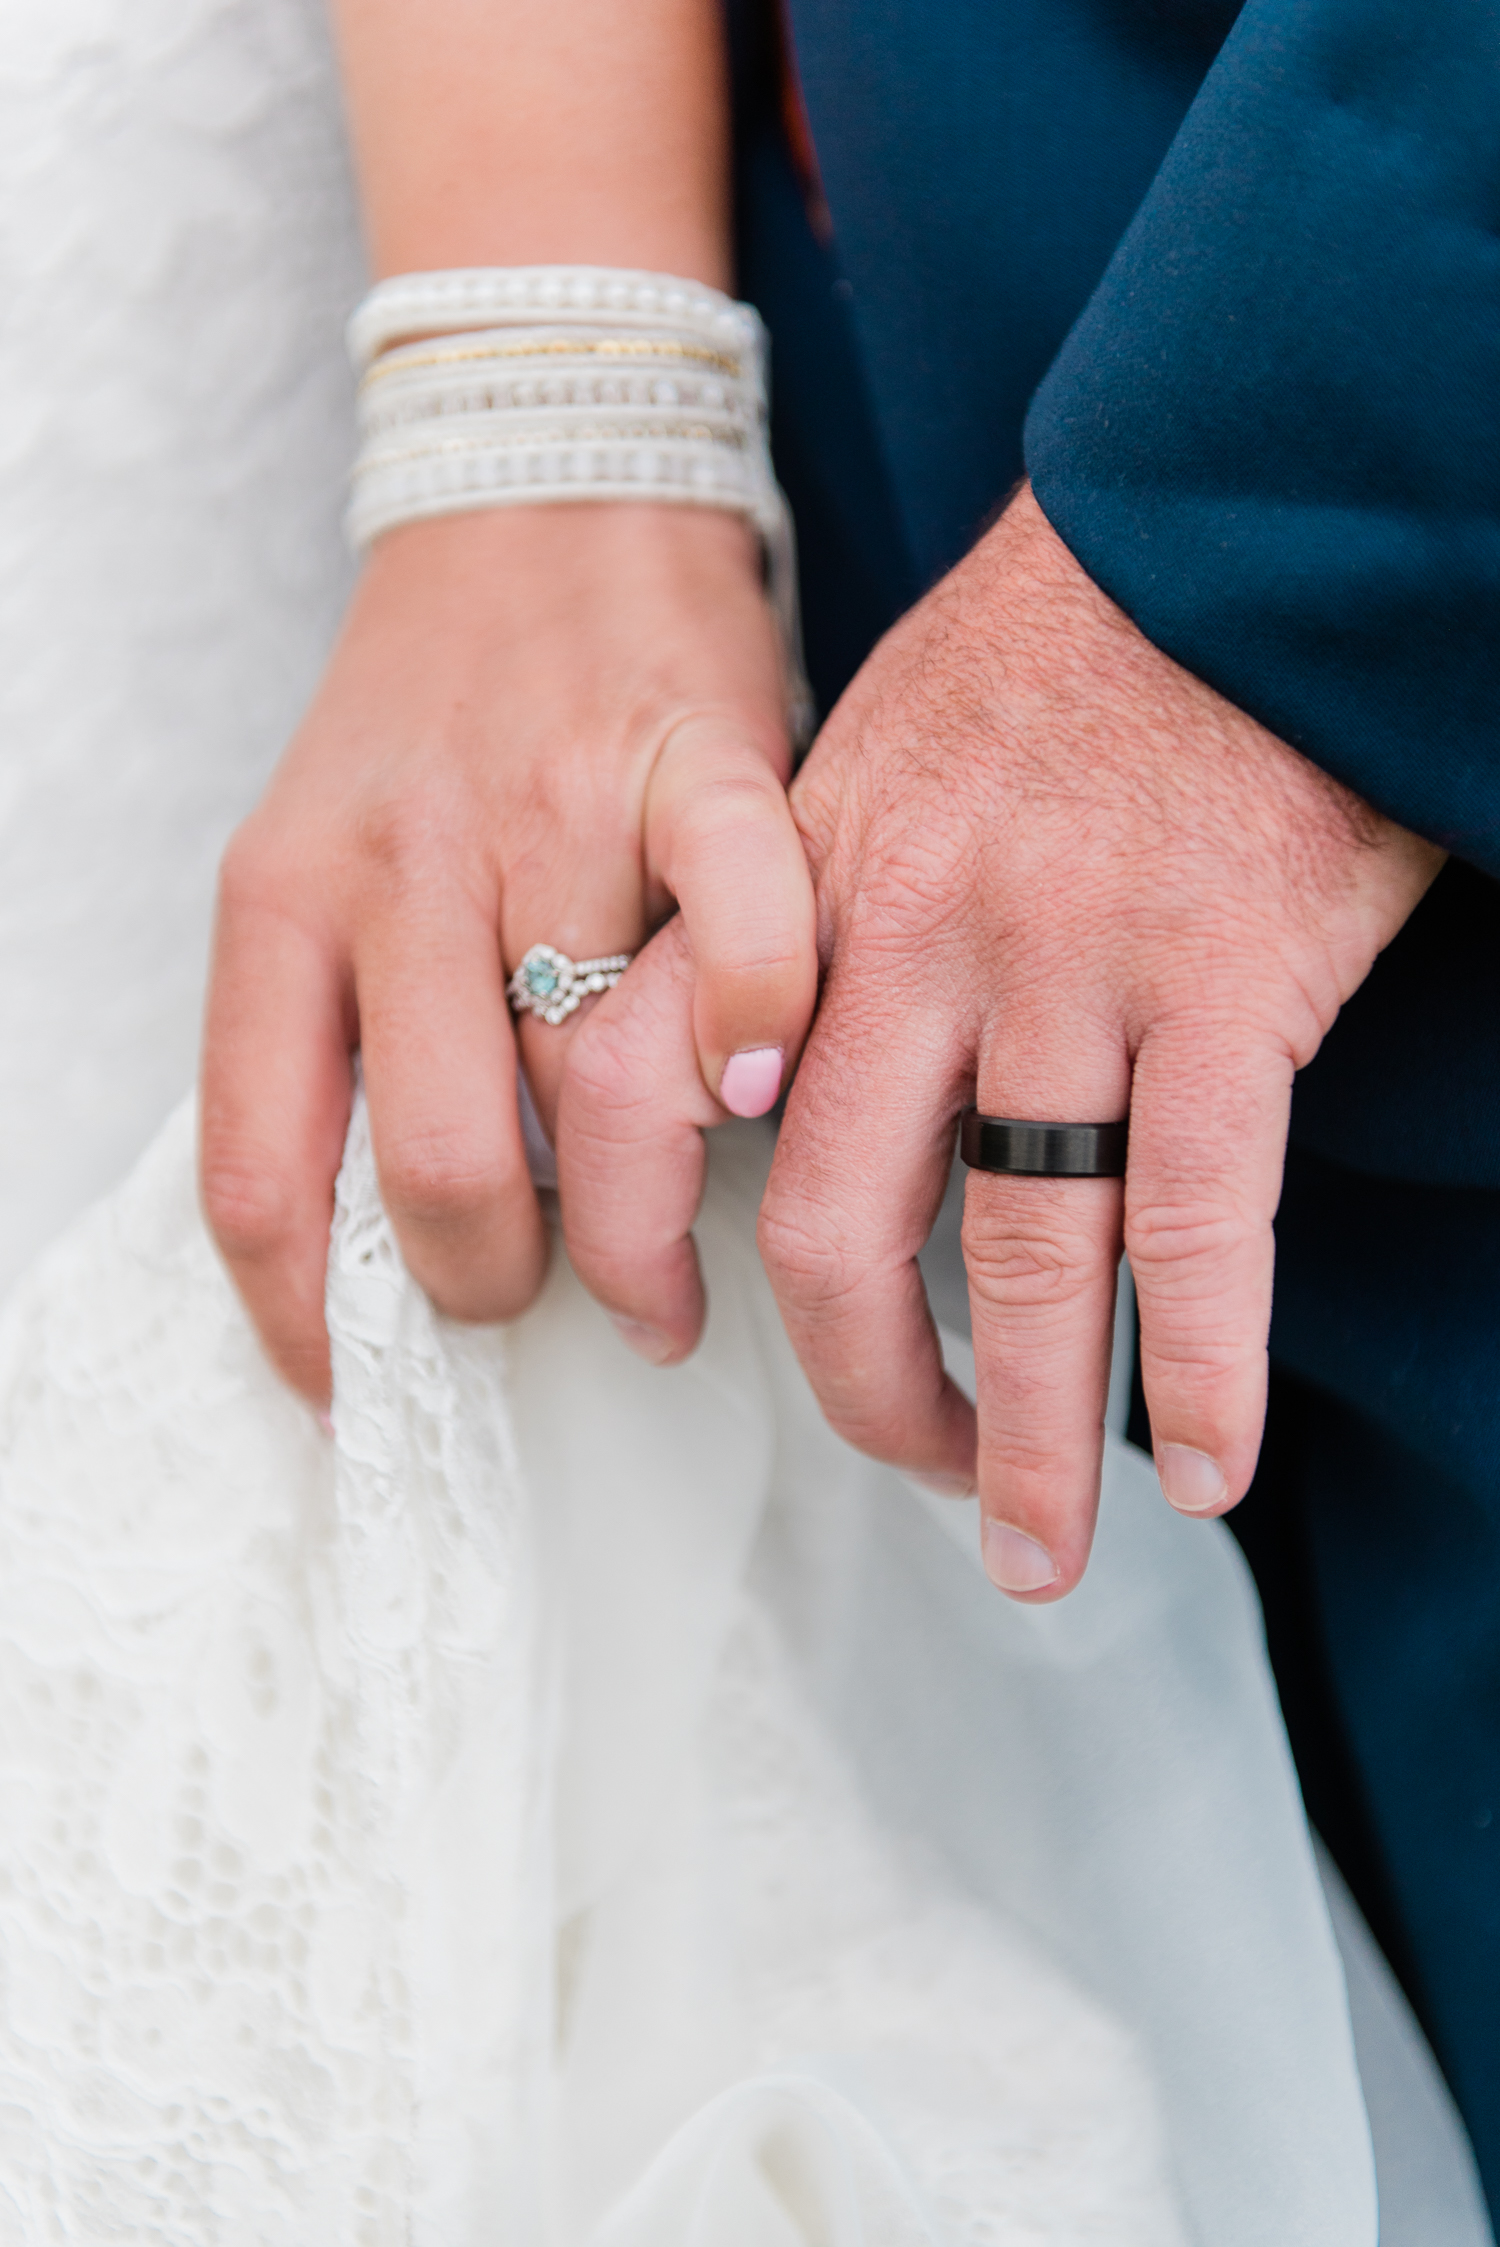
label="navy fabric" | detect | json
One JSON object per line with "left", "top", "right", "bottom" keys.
{"left": 1242, "top": 1160, "right": 1500, "bottom": 2168}
{"left": 780, "top": 0, "right": 1244, "bottom": 590}
{"left": 726, "top": 0, "right": 917, "bottom": 708}
{"left": 735, "top": 145, "right": 918, "bottom": 714}
{"left": 729, "top": 0, "right": 1500, "bottom": 2210}
{"left": 1290, "top": 859, "right": 1500, "bottom": 1192}
{"left": 1025, "top": 0, "right": 1500, "bottom": 878}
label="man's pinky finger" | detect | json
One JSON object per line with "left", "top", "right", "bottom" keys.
{"left": 1123, "top": 1025, "right": 1295, "bottom": 1517}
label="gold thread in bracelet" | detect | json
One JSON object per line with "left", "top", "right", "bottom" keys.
{"left": 361, "top": 336, "right": 745, "bottom": 392}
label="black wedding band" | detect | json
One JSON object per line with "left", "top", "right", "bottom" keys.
{"left": 960, "top": 1108, "right": 1128, "bottom": 1178}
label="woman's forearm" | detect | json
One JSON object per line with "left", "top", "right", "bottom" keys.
{"left": 328, "top": 0, "right": 732, "bottom": 285}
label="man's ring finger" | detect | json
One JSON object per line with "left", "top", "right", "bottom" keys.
{"left": 960, "top": 1108, "right": 1128, "bottom": 1178}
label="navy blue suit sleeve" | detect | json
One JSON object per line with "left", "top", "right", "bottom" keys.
{"left": 1023, "top": 0, "right": 1500, "bottom": 875}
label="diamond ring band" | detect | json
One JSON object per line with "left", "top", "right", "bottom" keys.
{"left": 507, "top": 943, "right": 634, "bottom": 1026}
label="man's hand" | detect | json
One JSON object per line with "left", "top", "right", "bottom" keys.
{"left": 563, "top": 486, "right": 1441, "bottom": 1598}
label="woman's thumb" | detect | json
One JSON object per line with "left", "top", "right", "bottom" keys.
{"left": 646, "top": 711, "right": 817, "bottom": 1119}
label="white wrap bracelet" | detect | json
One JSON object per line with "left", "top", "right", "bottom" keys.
{"left": 346, "top": 266, "right": 810, "bottom": 735}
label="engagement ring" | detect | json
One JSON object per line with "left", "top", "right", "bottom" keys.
{"left": 507, "top": 943, "right": 633, "bottom": 1026}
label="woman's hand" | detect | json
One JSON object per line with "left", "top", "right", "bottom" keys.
{"left": 200, "top": 501, "right": 814, "bottom": 1404}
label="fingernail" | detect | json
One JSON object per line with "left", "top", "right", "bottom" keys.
{"left": 610, "top": 1314, "right": 677, "bottom": 1366}
{"left": 983, "top": 1520, "right": 1059, "bottom": 1594}
{"left": 315, "top": 1408, "right": 334, "bottom": 1439}
{"left": 914, "top": 1472, "right": 976, "bottom": 1499}
{"left": 1156, "top": 1443, "right": 1228, "bottom": 1514}
{"left": 719, "top": 1046, "right": 784, "bottom": 1119}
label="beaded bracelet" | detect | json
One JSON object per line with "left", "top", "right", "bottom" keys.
{"left": 345, "top": 268, "right": 810, "bottom": 737}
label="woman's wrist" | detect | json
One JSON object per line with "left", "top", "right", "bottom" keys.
{"left": 356, "top": 501, "right": 766, "bottom": 617}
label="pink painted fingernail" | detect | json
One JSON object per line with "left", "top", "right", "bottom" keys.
{"left": 719, "top": 1046, "right": 784, "bottom": 1119}
{"left": 1156, "top": 1444, "right": 1228, "bottom": 1514}
{"left": 983, "top": 1520, "right": 1060, "bottom": 1594}
{"left": 610, "top": 1314, "right": 677, "bottom": 1366}
{"left": 315, "top": 1409, "right": 334, "bottom": 1439}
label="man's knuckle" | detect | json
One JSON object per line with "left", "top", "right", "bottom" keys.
{"left": 757, "top": 1199, "right": 854, "bottom": 1306}
{"left": 857, "top": 837, "right": 970, "bottom": 939}
{"left": 1143, "top": 1332, "right": 1251, "bottom": 1386}
{"left": 1125, "top": 1198, "right": 1263, "bottom": 1284}
{"left": 820, "top": 1394, "right": 909, "bottom": 1461}
{"left": 983, "top": 1427, "right": 1082, "bottom": 1482}
{"left": 961, "top": 1217, "right": 1100, "bottom": 1317}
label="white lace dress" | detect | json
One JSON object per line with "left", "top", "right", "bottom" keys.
{"left": 0, "top": 1, "right": 1378, "bottom": 2241}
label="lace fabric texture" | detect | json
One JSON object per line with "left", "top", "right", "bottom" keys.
{"left": 0, "top": 1102, "right": 1373, "bottom": 2245}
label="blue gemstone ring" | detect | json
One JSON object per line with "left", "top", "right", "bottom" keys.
{"left": 507, "top": 943, "right": 634, "bottom": 1027}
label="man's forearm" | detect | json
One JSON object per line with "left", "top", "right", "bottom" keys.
{"left": 328, "top": 0, "right": 732, "bottom": 284}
